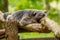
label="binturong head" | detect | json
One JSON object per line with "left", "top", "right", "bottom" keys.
{"left": 30, "top": 10, "right": 47, "bottom": 23}
{"left": 34, "top": 10, "right": 47, "bottom": 19}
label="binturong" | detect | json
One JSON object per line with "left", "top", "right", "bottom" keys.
{"left": 6, "top": 10, "right": 47, "bottom": 26}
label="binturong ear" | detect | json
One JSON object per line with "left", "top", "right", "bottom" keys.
{"left": 43, "top": 10, "right": 47, "bottom": 13}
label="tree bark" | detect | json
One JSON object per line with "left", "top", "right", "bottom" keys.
{"left": 18, "top": 23, "right": 51, "bottom": 33}
{"left": 0, "top": 29, "right": 5, "bottom": 36}
{"left": 5, "top": 20, "right": 19, "bottom": 40}
{"left": 41, "top": 17, "right": 60, "bottom": 38}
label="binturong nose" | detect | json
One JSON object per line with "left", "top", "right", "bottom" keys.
{"left": 38, "top": 12, "right": 45, "bottom": 17}
{"left": 42, "top": 13, "right": 45, "bottom": 17}
{"left": 42, "top": 10, "right": 47, "bottom": 17}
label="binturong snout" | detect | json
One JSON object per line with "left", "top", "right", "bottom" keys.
{"left": 34, "top": 10, "right": 47, "bottom": 23}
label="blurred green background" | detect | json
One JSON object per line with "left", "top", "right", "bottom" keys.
{"left": 0, "top": 0, "right": 60, "bottom": 39}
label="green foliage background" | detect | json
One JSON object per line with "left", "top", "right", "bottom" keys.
{"left": 0, "top": 0, "right": 60, "bottom": 39}
{"left": 8, "top": 0, "right": 45, "bottom": 12}
{"left": 8, "top": 0, "right": 60, "bottom": 38}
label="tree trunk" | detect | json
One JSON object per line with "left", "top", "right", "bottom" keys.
{"left": 4, "top": 0, "right": 8, "bottom": 12}
{"left": 0, "top": 0, "right": 8, "bottom": 12}
{"left": 45, "top": 0, "right": 50, "bottom": 10}
{"left": 5, "top": 20, "right": 19, "bottom": 40}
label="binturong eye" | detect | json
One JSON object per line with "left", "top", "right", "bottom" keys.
{"left": 32, "top": 12, "right": 37, "bottom": 16}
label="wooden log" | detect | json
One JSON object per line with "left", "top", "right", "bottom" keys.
{"left": 41, "top": 17, "right": 60, "bottom": 38}
{"left": 0, "top": 29, "right": 5, "bottom": 36}
{"left": 21, "top": 23, "right": 51, "bottom": 33}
